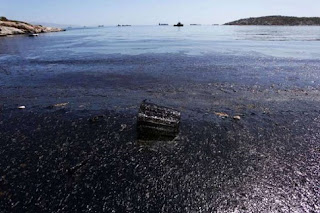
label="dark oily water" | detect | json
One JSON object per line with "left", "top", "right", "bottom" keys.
{"left": 0, "top": 26, "right": 319, "bottom": 212}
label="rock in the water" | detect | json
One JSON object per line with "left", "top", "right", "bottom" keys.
{"left": 0, "top": 17, "right": 65, "bottom": 36}
{"left": 137, "top": 101, "right": 181, "bottom": 141}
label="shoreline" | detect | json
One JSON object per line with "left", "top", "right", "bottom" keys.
{"left": 0, "top": 17, "right": 65, "bottom": 37}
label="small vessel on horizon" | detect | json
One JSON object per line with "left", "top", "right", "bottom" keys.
{"left": 28, "top": 33, "right": 39, "bottom": 37}
{"left": 174, "top": 22, "right": 183, "bottom": 27}
{"left": 190, "top": 24, "right": 201, "bottom": 26}
{"left": 159, "top": 23, "right": 169, "bottom": 26}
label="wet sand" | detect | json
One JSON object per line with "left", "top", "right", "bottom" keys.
{"left": 0, "top": 53, "right": 319, "bottom": 212}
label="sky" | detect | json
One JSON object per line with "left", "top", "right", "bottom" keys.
{"left": 1, "top": 0, "right": 320, "bottom": 26}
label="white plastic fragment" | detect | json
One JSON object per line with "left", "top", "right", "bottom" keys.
{"left": 233, "top": 115, "right": 241, "bottom": 120}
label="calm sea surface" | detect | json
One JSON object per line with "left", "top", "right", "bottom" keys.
{"left": 1, "top": 25, "right": 320, "bottom": 58}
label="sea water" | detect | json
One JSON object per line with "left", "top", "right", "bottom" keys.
{"left": 1, "top": 25, "right": 320, "bottom": 59}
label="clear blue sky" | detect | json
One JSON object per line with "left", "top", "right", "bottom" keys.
{"left": 1, "top": 0, "right": 319, "bottom": 26}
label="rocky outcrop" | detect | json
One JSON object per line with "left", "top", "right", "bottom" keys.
{"left": 225, "top": 16, "right": 320, "bottom": 26}
{"left": 0, "top": 16, "right": 65, "bottom": 36}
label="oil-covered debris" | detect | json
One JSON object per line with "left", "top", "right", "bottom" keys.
{"left": 137, "top": 101, "right": 181, "bottom": 141}
{"left": 46, "top": 103, "right": 69, "bottom": 109}
{"left": 88, "top": 115, "right": 105, "bottom": 123}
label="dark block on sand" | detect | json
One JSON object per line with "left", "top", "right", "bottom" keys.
{"left": 137, "top": 101, "right": 181, "bottom": 140}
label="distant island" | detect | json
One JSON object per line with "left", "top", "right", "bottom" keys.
{"left": 225, "top": 16, "right": 320, "bottom": 26}
{"left": 0, "top": 16, "right": 65, "bottom": 37}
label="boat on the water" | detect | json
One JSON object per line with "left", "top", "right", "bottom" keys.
{"left": 28, "top": 33, "right": 39, "bottom": 37}
{"left": 159, "top": 23, "right": 168, "bottom": 26}
{"left": 174, "top": 22, "right": 183, "bottom": 27}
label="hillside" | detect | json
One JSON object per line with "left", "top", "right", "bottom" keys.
{"left": 0, "top": 16, "right": 65, "bottom": 36}
{"left": 225, "top": 16, "right": 320, "bottom": 26}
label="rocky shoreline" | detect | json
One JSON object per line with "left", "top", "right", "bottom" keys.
{"left": 225, "top": 16, "right": 320, "bottom": 26}
{"left": 0, "top": 16, "right": 65, "bottom": 36}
